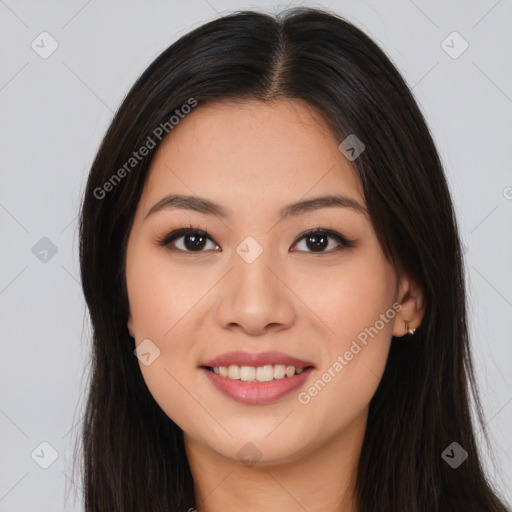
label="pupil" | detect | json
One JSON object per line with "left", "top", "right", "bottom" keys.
{"left": 185, "top": 234, "right": 206, "bottom": 251}
{"left": 307, "top": 234, "right": 327, "bottom": 251}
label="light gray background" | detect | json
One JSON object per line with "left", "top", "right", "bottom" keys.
{"left": 0, "top": 1, "right": 511, "bottom": 510}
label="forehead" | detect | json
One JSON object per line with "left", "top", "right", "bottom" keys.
{"left": 139, "top": 99, "right": 365, "bottom": 219}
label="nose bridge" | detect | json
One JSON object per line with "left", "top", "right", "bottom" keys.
{"left": 232, "top": 236, "right": 279, "bottom": 304}
{"left": 215, "top": 235, "right": 295, "bottom": 333}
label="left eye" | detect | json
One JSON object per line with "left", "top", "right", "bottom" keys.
{"left": 157, "top": 228, "right": 355, "bottom": 253}
{"left": 291, "top": 229, "right": 355, "bottom": 253}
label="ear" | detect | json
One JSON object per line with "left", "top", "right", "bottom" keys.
{"left": 127, "top": 313, "right": 135, "bottom": 339}
{"left": 392, "top": 273, "right": 426, "bottom": 337}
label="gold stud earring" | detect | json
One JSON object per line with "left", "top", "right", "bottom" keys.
{"left": 405, "top": 320, "right": 416, "bottom": 335}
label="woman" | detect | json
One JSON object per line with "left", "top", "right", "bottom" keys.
{"left": 76, "top": 6, "right": 510, "bottom": 511}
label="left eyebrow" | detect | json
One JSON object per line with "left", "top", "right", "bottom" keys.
{"left": 279, "top": 194, "right": 368, "bottom": 219}
{"left": 144, "top": 193, "right": 368, "bottom": 221}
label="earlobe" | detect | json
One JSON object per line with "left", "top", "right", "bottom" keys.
{"left": 392, "top": 274, "right": 426, "bottom": 337}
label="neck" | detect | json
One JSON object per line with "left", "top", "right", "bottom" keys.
{"left": 184, "top": 408, "right": 366, "bottom": 512}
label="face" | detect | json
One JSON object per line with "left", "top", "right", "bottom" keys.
{"left": 125, "top": 98, "right": 406, "bottom": 465}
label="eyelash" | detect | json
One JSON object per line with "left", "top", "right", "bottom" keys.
{"left": 155, "top": 223, "right": 356, "bottom": 254}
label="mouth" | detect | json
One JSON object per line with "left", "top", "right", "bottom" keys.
{"left": 199, "top": 357, "right": 316, "bottom": 405}
{"left": 199, "top": 350, "right": 316, "bottom": 404}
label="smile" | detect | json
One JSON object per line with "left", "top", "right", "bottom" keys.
{"left": 200, "top": 365, "right": 315, "bottom": 405}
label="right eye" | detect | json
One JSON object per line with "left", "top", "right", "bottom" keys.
{"left": 157, "top": 228, "right": 220, "bottom": 253}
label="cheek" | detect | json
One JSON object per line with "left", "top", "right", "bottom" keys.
{"left": 293, "top": 248, "right": 396, "bottom": 346}
{"left": 293, "top": 250, "right": 395, "bottom": 410}
{"left": 126, "top": 246, "right": 204, "bottom": 337}
{"left": 126, "top": 247, "right": 212, "bottom": 427}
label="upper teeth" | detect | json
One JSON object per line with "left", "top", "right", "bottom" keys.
{"left": 212, "top": 364, "right": 305, "bottom": 382}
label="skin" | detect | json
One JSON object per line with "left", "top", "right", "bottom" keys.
{"left": 125, "top": 98, "right": 425, "bottom": 512}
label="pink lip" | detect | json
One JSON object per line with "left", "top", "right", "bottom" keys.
{"left": 201, "top": 366, "right": 315, "bottom": 405}
{"left": 200, "top": 350, "right": 316, "bottom": 369}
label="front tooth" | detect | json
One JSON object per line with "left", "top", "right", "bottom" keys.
{"left": 256, "top": 365, "right": 274, "bottom": 382}
{"left": 215, "top": 364, "right": 303, "bottom": 380}
{"left": 240, "top": 366, "right": 256, "bottom": 382}
{"left": 273, "top": 364, "right": 286, "bottom": 379}
{"left": 228, "top": 365, "right": 240, "bottom": 380}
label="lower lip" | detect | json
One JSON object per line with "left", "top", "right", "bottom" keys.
{"left": 201, "top": 367, "right": 314, "bottom": 405}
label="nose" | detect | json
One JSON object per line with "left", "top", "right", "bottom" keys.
{"left": 215, "top": 248, "right": 296, "bottom": 336}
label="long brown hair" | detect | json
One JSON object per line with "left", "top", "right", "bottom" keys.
{"left": 76, "top": 7, "right": 510, "bottom": 511}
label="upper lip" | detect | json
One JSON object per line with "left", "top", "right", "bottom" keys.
{"left": 200, "top": 350, "right": 316, "bottom": 369}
